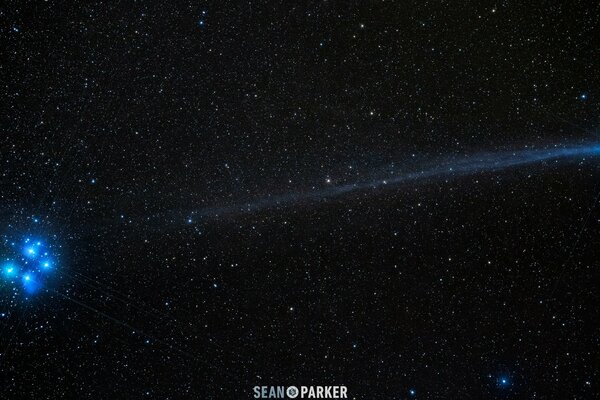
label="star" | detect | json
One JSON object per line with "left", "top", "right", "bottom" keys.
{"left": 497, "top": 376, "right": 511, "bottom": 388}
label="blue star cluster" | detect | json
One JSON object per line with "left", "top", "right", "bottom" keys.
{"left": 1, "top": 236, "right": 59, "bottom": 296}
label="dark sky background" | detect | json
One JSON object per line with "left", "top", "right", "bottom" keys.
{"left": 1, "top": 1, "right": 599, "bottom": 399}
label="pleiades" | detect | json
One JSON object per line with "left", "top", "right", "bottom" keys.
{"left": 253, "top": 386, "right": 348, "bottom": 399}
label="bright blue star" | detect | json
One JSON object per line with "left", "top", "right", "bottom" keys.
{"left": 22, "top": 272, "right": 41, "bottom": 294}
{"left": 2, "top": 262, "right": 18, "bottom": 279}
{"left": 23, "top": 239, "right": 44, "bottom": 259}
{"left": 497, "top": 376, "right": 511, "bottom": 388}
{"left": 409, "top": 388, "right": 416, "bottom": 396}
{"left": 40, "top": 259, "right": 53, "bottom": 271}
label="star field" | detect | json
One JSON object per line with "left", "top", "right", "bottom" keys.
{"left": 1, "top": 1, "right": 599, "bottom": 399}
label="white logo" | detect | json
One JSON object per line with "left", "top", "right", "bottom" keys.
{"left": 286, "top": 386, "right": 299, "bottom": 398}
{"left": 253, "top": 385, "right": 347, "bottom": 399}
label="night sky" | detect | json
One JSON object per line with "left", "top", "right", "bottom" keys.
{"left": 1, "top": 1, "right": 599, "bottom": 399}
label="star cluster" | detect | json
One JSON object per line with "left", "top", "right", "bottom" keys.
{"left": 1, "top": 236, "right": 59, "bottom": 296}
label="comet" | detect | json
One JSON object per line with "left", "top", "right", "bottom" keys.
{"left": 186, "top": 142, "right": 600, "bottom": 219}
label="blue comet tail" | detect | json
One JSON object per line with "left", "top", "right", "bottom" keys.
{"left": 188, "top": 142, "right": 600, "bottom": 218}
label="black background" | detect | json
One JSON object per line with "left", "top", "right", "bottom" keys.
{"left": 1, "top": 1, "right": 598, "bottom": 399}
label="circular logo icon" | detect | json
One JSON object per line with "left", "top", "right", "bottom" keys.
{"left": 286, "top": 386, "right": 299, "bottom": 398}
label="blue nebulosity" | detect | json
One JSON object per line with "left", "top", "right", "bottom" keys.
{"left": 188, "top": 142, "right": 600, "bottom": 219}
{"left": 1, "top": 236, "right": 59, "bottom": 296}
